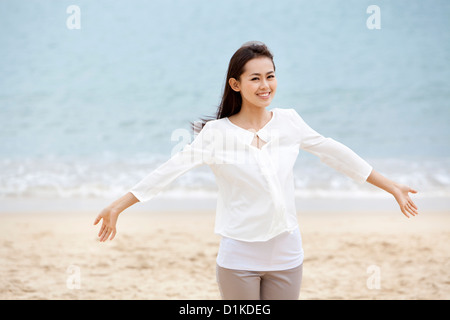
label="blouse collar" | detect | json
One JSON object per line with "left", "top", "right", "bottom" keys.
{"left": 225, "top": 108, "right": 277, "bottom": 147}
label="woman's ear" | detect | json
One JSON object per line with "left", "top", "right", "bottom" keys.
{"left": 228, "top": 78, "right": 240, "bottom": 92}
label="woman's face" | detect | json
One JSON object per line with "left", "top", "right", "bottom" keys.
{"left": 229, "top": 57, "right": 277, "bottom": 109}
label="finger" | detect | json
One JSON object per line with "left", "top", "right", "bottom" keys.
{"left": 99, "top": 228, "right": 106, "bottom": 241}
{"left": 400, "top": 206, "right": 410, "bottom": 218}
{"left": 100, "top": 230, "right": 109, "bottom": 242}
{"left": 102, "top": 226, "right": 115, "bottom": 242}
{"left": 93, "top": 214, "right": 102, "bottom": 225}
{"left": 409, "top": 188, "right": 418, "bottom": 194}
{"left": 407, "top": 202, "right": 419, "bottom": 216}
{"left": 409, "top": 199, "right": 418, "bottom": 210}
{"left": 109, "top": 229, "right": 116, "bottom": 241}
{"left": 105, "top": 229, "right": 113, "bottom": 242}
{"left": 407, "top": 202, "right": 419, "bottom": 215}
{"left": 98, "top": 223, "right": 106, "bottom": 237}
{"left": 406, "top": 203, "right": 416, "bottom": 216}
{"left": 99, "top": 226, "right": 109, "bottom": 241}
{"left": 102, "top": 227, "right": 112, "bottom": 242}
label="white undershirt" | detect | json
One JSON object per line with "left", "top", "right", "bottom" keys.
{"left": 216, "top": 226, "right": 304, "bottom": 271}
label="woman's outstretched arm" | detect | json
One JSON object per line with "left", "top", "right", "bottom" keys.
{"left": 366, "top": 169, "right": 419, "bottom": 218}
{"left": 94, "top": 121, "right": 214, "bottom": 242}
{"left": 93, "top": 192, "right": 140, "bottom": 242}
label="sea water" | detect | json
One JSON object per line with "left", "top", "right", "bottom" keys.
{"left": 1, "top": 0, "right": 449, "bottom": 201}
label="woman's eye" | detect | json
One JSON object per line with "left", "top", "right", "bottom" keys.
{"left": 268, "top": 75, "right": 275, "bottom": 79}
{"left": 251, "top": 77, "right": 259, "bottom": 81}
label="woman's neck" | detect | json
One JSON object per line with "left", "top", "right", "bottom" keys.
{"left": 231, "top": 105, "right": 272, "bottom": 131}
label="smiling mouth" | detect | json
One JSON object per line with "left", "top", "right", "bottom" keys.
{"left": 257, "top": 92, "right": 271, "bottom": 98}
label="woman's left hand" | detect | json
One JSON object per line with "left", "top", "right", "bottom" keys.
{"left": 366, "top": 170, "right": 419, "bottom": 218}
{"left": 392, "top": 184, "right": 419, "bottom": 218}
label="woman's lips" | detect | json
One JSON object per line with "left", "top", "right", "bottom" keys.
{"left": 257, "top": 92, "right": 271, "bottom": 99}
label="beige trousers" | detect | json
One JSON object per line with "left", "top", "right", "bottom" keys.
{"left": 216, "top": 263, "right": 303, "bottom": 300}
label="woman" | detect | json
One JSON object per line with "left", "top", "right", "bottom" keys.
{"left": 94, "top": 41, "right": 418, "bottom": 300}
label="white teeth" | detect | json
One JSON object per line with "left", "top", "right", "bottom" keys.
{"left": 258, "top": 93, "right": 270, "bottom": 97}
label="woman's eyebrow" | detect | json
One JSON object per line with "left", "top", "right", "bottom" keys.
{"left": 248, "top": 71, "right": 275, "bottom": 76}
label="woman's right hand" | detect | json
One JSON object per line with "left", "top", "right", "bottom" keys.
{"left": 93, "top": 192, "right": 139, "bottom": 242}
{"left": 93, "top": 207, "right": 120, "bottom": 242}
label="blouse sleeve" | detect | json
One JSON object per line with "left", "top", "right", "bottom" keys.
{"left": 129, "top": 121, "right": 214, "bottom": 202}
{"left": 289, "top": 108, "right": 373, "bottom": 184}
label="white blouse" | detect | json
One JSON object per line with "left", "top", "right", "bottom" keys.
{"left": 130, "top": 107, "right": 373, "bottom": 242}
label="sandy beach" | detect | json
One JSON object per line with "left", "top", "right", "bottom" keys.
{"left": 2, "top": 0, "right": 449, "bottom": 304}
{"left": 1, "top": 197, "right": 449, "bottom": 300}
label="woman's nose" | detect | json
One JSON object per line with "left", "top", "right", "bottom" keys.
{"left": 260, "top": 79, "right": 269, "bottom": 90}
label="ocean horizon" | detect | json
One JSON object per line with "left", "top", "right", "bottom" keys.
{"left": 1, "top": 0, "right": 449, "bottom": 204}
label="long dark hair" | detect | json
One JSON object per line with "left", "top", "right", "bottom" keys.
{"left": 191, "top": 41, "right": 275, "bottom": 134}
